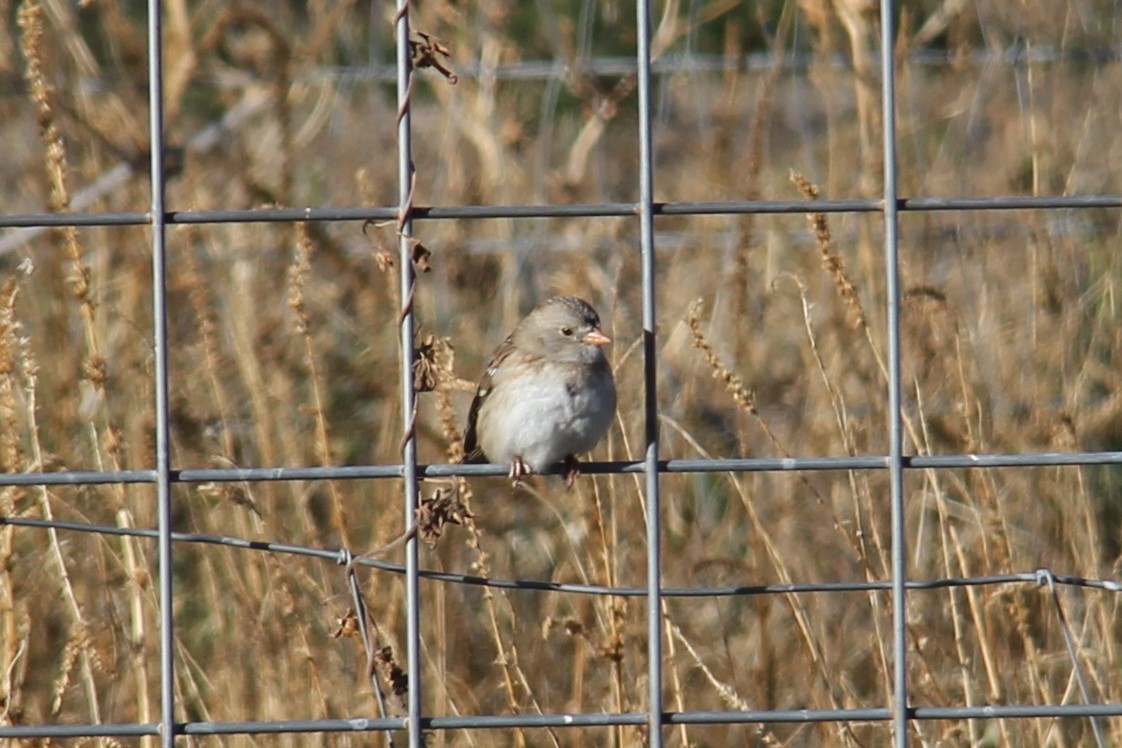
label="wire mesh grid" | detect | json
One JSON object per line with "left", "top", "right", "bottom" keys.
{"left": 2, "top": 0, "right": 1122, "bottom": 746}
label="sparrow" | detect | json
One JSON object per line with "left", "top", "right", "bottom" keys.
{"left": 462, "top": 296, "right": 617, "bottom": 487}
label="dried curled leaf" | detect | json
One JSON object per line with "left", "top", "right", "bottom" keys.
{"left": 331, "top": 609, "right": 360, "bottom": 639}
{"left": 373, "top": 646, "right": 408, "bottom": 710}
{"left": 416, "top": 484, "right": 473, "bottom": 546}
{"left": 413, "top": 332, "right": 454, "bottom": 392}
{"left": 409, "top": 31, "right": 458, "bottom": 83}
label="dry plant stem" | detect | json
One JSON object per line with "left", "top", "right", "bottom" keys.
{"left": 665, "top": 616, "right": 750, "bottom": 708}
{"left": 775, "top": 276, "right": 884, "bottom": 563}
{"left": 21, "top": 1, "right": 149, "bottom": 734}
{"left": 465, "top": 513, "right": 553, "bottom": 748}
{"left": 179, "top": 227, "right": 237, "bottom": 459}
{"left": 787, "top": 176, "right": 1020, "bottom": 730}
{"left": 950, "top": 529, "right": 1010, "bottom": 742}
{"left": 344, "top": 571, "right": 394, "bottom": 730}
{"left": 788, "top": 174, "right": 869, "bottom": 332}
{"left": 39, "top": 0, "right": 97, "bottom": 75}
{"left": 1012, "top": 588, "right": 1052, "bottom": 747}
{"left": 791, "top": 172, "right": 986, "bottom": 542}
{"left": 429, "top": 567, "right": 449, "bottom": 746}
{"left": 172, "top": 644, "right": 217, "bottom": 730}
{"left": 428, "top": 347, "right": 557, "bottom": 748}
{"left": 353, "top": 525, "right": 419, "bottom": 561}
{"left": 35, "top": 438, "right": 101, "bottom": 727}
{"left": 917, "top": 402, "right": 982, "bottom": 745}
{"left": 561, "top": 0, "right": 738, "bottom": 188}
{"left": 686, "top": 298, "right": 871, "bottom": 572}
{"left": 791, "top": 175, "right": 972, "bottom": 518}
{"left": 290, "top": 223, "right": 351, "bottom": 548}
{"left": 660, "top": 611, "right": 691, "bottom": 748}
{"left": 606, "top": 400, "right": 658, "bottom": 741}
{"left": 161, "top": 0, "right": 196, "bottom": 119}
{"left": 177, "top": 227, "right": 273, "bottom": 600}
{"left": 913, "top": 0, "right": 972, "bottom": 46}
{"left": 0, "top": 280, "right": 25, "bottom": 725}
{"left": 468, "top": 491, "right": 565, "bottom": 744}
{"left": 832, "top": 0, "right": 880, "bottom": 196}
{"left": 773, "top": 275, "right": 895, "bottom": 704}
{"left": 603, "top": 334, "right": 645, "bottom": 724}
{"left": 586, "top": 471, "right": 630, "bottom": 736}
{"left": 222, "top": 239, "right": 283, "bottom": 472}
{"left": 559, "top": 378, "right": 631, "bottom": 738}
{"left": 356, "top": 175, "right": 401, "bottom": 307}
{"left": 12, "top": 273, "right": 104, "bottom": 729}
{"left": 1022, "top": 35, "right": 1043, "bottom": 196}
{"left": 831, "top": 0, "right": 881, "bottom": 278}
{"left": 659, "top": 417, "right": 863, "bottom": 746}
{"left": 666, "top": 616, "right": 780, "bottom": 748}
{"left": 1072, "top": 604, "right": 1109, "bottom": 706}
{"left": 731, "top": 0, "right": 793, "bottom": 358}
{"left": 290, "top": 226, "right": 386, "bottom": 721}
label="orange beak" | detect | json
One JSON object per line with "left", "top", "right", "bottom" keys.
{"left": 584, "top": 328, "right": 612, "bottom": 347}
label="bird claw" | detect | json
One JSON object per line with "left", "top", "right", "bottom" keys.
{"left": 508, "top": 455, "right": 582, "bottom": 488}
{"left": 508, "top": 456, "right": 530, "bottom": 488}
{"left": 561, "top": 455, "right": 581, "bottom": 488}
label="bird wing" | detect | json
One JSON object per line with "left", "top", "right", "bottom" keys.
{"left": 461, "top": 333, "right": 515, "bottom": 463}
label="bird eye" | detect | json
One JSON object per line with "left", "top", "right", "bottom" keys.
{"left": 560, "top": 326, "right": 573, "bottom": 337}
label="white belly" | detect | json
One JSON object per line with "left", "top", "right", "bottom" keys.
{"left": 479, "top": 366, "right": 615, "bottom": 471}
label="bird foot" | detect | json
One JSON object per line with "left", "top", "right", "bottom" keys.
{"left": 561, "top": 455, "right": 581, "bottom": 488}
{"left": 508, "top": 456, "right": 531, "bottom": 488}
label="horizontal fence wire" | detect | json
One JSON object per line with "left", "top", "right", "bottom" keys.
{"left": 2, "top": 0, "right": 1122, "bottom": 744}
{"left": 1, "top": 451, "right": 1121, "bottom": 488}
{"left": 2, "top": 194, "right": 1121, "bottom": 230}
{"left": 41, "top": 44, "right": 1122, "bottom": 95}
{"left": 8, "top": 701, "right": 1122, "bottom": 741}
{"left": 7, "top": 703, "right": 1122, "bottom": 741}
{"left": 4, "top": 512, "right": 1122, "bottom": 596}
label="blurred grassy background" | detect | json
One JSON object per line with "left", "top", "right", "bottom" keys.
{"left": 1, "top": 0, "right": 1121, "bottom": 745}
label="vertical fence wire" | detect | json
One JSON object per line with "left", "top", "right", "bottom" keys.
{"left": 145, "top": 0, "right": 175, "bottom": 744}
{"left": 878, "top": 0, "right": 908, "bottom": 744}
{"left": 634, "top": 0, "right": 664, "bottom": 742}
{"left": 393, "top": 2, "right": 423, "bottom": 745}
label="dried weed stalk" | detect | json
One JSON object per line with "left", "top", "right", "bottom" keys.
{"left": 21, "top": 1, "right": 155, "bottom": 725}
{"left": 0, "top": 278, "right": 24, "bottom": 721}
{"left": 289, "top": 223, "right": 351, "bottom": 547}
{"left": 373, "top": 646, "right": 409, "bottom": 713}
{"left": 414, "top": 331, "right": 473, "bottom": 463}
{"left": 790, "top": 171, "right": 867, "bottom": 330}
{"left": 179, "top": 228, "right": 237, "bottom": 459}
{"left": 732, "top": 1, "right": 795, "bottom": 351}
{"left": 683, "top": 298, "right": 877, "bottom": 742}
{"left": 0, "top": 279, "right": 24, "bottom": 480}
{"left": 685, "top": 298, "right": 757, "bottom": 414}
{"left": 19, "top": 1, "right": 97, "bottom": 357}
{"left": 418, "top": 327, "right": 560, "bottom": 745}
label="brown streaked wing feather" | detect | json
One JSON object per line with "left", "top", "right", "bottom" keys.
{"left": 461, "top": 386, "right": 488, "bottom": 463}
{"left": 461, "top": 334, "right": 515, "bottom": 463}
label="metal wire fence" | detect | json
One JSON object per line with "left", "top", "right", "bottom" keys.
{"left": 2, "top": 0, "right": 1122, "bottom": 746}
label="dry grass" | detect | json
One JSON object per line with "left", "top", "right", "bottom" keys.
{"left": 1, "top": 0, "right": 1121, "bottom": 746}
